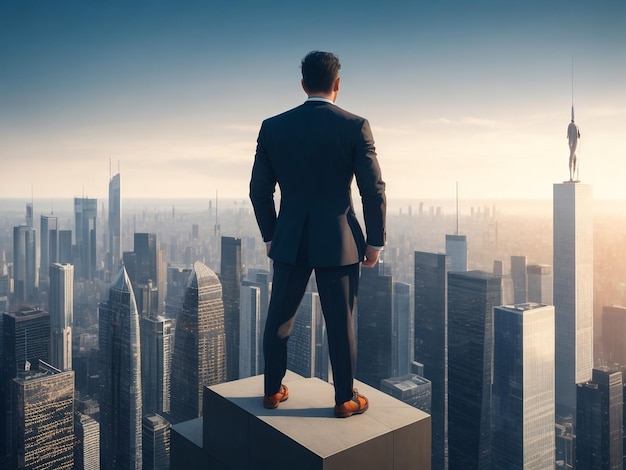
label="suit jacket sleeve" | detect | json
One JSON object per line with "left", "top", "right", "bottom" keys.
{"left": 353, "top": 119, "right": 386, "bottom": 247}
{"left": 249, "top": 122, "right": 277, "bottom": 243}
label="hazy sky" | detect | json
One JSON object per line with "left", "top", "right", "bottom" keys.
{"left": 1, "top": 1, "right": 625, "bottom": 202}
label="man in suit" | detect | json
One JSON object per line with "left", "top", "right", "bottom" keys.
{"left": 250, "top": 51, "right": 386, "bottom": 418}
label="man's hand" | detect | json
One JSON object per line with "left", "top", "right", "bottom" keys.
{"left": 362, "top": 246, "right": 380, "bottom": 268}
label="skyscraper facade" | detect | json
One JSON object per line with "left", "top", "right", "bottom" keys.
{"left": 130, "top": 233, "right": 165, "bottom": 315}
{"left": 140, "top": 316, "right": 174, "bottom": 416}
{"left": 602, "top": 306, "right": 626, "bottom": 367}
{"left": 74, "top": 412, "right": 100, "bottom": 470}
{"left": 49, "top": 263, "right": 73, "bottom": 371}
{"left": 221, "top": 236, "right": 242, "bottom": 381}
{"left": 239, "top": 284, "right": 261, "bottom": 379}
{"left": 142, "top": 414, "right": 171, "bottom": 470}
{"left": 108, "top": 173, "right": 122, "bottom": 273}
{"left": 11, "top": 361, "right": 74, "bottom": 469}
{"left": 576, "top": 367, "right": 623, "bottom": 469}
{"left": 510, "top": 255, "right": 527, "bottom": 304}
{"left": 13, "top": 225, "right": 37, "bottom": 303}
{"left": 448, "top": 270, "right": 501, "bottom": 470}
{"left": 414, "top": 251, "right": 449, "bottom": 470}
{"left": 40, "top": 214, "right": 58, "bottom": 281}
{"left": 393, "top": 281, "right": 412, "bottom": 376}
{"left": 74, "top": 197, "right": 97, "bottom": 280}
{"left": 445, "top": 234, "right": 467, "bottom": 272}
{"left": 527, "top": 264, "right": 553, "bottom": 305}
{"left": 98, "top": 267, "right": 143, "bottom": 469}
{"left": 356, "top": 262, "right": 393, "bottom": 389}
{"left": 553, "top": 182, "right": 593, "bottom": 419}
{"left": 58, "top": 230, "right": 72, "bottom": 265}
{"left": 492, "top": 303, "right": 555, "bottom": 469}
{"left": 170, "top": 261, "right": 226, "bottom": 422}
{"left": 288, "top": 292, "right": 322, "bottom": 378}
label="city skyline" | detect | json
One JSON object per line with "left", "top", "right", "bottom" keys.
{"left": 1, "top": 1, "right": 625, "bottom": 202}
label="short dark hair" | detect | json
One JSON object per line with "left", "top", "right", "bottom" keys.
{"left": 301, "top": 51, "right": 341, "bottom": 94}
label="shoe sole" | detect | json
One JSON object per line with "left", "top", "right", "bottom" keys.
{"left": 334, "top": 402, "right": 369, "bottom": 418}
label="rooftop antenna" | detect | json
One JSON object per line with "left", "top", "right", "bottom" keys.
{"left": 214, "top": 190, "right": 220, "bottom": 236}
{"left": 571, "top": 56, "right": 575, "bottom": 122}
{"left": 455, "top": 182, "right": 459, "bottom": 236}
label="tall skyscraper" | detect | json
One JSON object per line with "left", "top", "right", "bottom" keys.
{"left": 142, "top": 414, "right": 171, "bottom": 470}
{"left": 74, "top": 412, "right": 100, "bottom": 470}
{"left": 288, "top": 292, "right": 323, "bottom": 379}
{"left": 414, "top": 251, "right": 449, "bottom": 470}
{"left": 129, "top": 233, "right": 165, "bottom": 316}
{"left": 13, "top": 225, "right": 37, "bottom": 303}
{"left": 492, "top": 303, "right": 555, "bottom": 469}
{"left": 58, "top": 230, "right": 72, "bottom": 265}
{"left": 576, "top": 367, "right": 623, "bottom": 469}
{"left": 553, "top": 182, "right": 593, "bottom": 420}
{"left": 356, "top": 262, "right": 394, "bottom": 389}
{"left": 108, "top": 173, "right": 122, "bottom": 273}
{"left": 74, "top": 197, "right": 97, "bottom": 280}
{"left": 170, "top": 261, "right": 226, "bottom": 422}
{"left": 239, "top": 284, "right": 261, "bottom": 379}
{"left": 98, "top": 266, "right": 143, "bottom": 469}
{"left": 445, "top": 234, "right": 467, "bottom": 272}
{"left": 393, "top": 281, "right": 412, "bottom": 376}
{"left": 447, "top": 270, "right": 501, "bottom": 470}
{"left": 49, "top": 263, "right": 73, "bottom": 371}
{"left": 25, "top": 202, "right": 33, "bottom": 228}
{"left": 11, "top": 361, "right": 74, "bottom": 469}
{"left": 1, "top": 308, "right": 50, "bottom": 466}
{"left": 141, "top": 316, "right": 174, "bottom": 416}
{"left": 527, "top": 264, "right": 553, "bottom": 304}
{"left": 221, "top": 236, "right": 242, "bottom": 381}
{"left": 510, "top": 255, "right": 527, "bottom": 304}
{"left": 40, "top": 214, "right": 58, "bottom": 281}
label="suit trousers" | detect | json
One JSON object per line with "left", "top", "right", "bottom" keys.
{"left": 263, "top": 259, "right": 360, "bottom": 405}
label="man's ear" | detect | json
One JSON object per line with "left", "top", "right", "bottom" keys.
{"left": 333, "top": 76, "right": 340, "bottom": 92}
{"left": 301, "top": 79, "right": 308, "bottom": 94}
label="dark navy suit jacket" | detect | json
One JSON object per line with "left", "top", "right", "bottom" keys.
{"left": 249, "top": 100, "right": 386, "bottom": 268}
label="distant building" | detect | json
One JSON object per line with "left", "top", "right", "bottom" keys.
{"left": 11, "top": 361, "right": 74, "bottom": 469}
{"left": 40, "top": 214, "right": 58, "bottom": 281}
{"left": 356, "top": 262, "right": 393, "bottom": 389}
{"left": 170, "top": 261, "right": 226, "bottom": 422}
{"left": 141, "top": 316, "right": 174, "bottom": 416}
{"left": 239, "top": 284, "right": 261, "bottom": 378}
{"left": 74, "top": 412, "right": 100, "bottom": 470}
{"left": 142, "top": 414, "right": 171, "bottom": 470}
{"left": 74, "top": 197, "right": 97, "bottom": 280}
{"left": 393, "top": 281, "right": 412, "bottom": 376}
{"left": 108, "top": 173, "right": 122, "bottom": 273}
{"left": 448, "top": 270, "right": 501, "bottom": 470}
{"left": 527, "top": 264, "right": 552, "bottom": 305}
{"left": 288, "top": 292, "right": 325, "bottom": 379}
{"left": 576, "top": 367, "right": 623, "bottom": 469}
{"left": 381, "top": 374, "right": 431, "bottom": 413}
{"left": 98, "top": 267, "right": 143, "bottom": 469}
{"left": 221, "top": 236, "right": 242, "bottom": 381}
{"left": 414, "top": 251, "right": 449, "bottom": 470}
{"left": 445, "top": 234, "right": 467, "bottom": 272}
{"left": 553, "top": 182, "right": 593, "bottom": 421}
{"left": 58, "top": 230, "right": 72, "bottom": 265}
{"left": 602, "top": 306, "right": 626, "bottom": 367}
{"left": 492, "top": 303, "right": 555, "bottom": 469}
{"left": 49, "top": 263, "right": 73, "bottom": 371}
{"left": 510, "top": 255, "right": 527, "bottom": 304}
{"left": 125, "top": 233, "right": 166, "bottom": 317}
{"left": 13, "top": 225, "right": 37, "bottom": 303}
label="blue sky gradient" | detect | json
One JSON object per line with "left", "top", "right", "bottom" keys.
{"left": 1, "top": 1, "right": 625, "bottom": 201}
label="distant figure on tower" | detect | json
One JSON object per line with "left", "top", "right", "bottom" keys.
{"left": 567, "top": 106, "right": 581, "bottom": 181}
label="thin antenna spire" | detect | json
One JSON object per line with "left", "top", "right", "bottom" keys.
{"left": 455, "top": 182, "right": 459, "bottom": 236}
{"left": 571, "top": 57, "right": 575, "bottom": 121}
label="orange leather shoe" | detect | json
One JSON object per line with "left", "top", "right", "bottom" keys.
{"left": 263, "top": 384, "right": 289, "bottom": 409}
{"left": 334, "top": 389, "right": 369, "bottom": 418}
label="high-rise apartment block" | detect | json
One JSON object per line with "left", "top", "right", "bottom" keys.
{"left": 13, "top": 225, "right": 37, "bottom": 303}
{"left": 74, "top": 412, "right": 100, "bottom": 470}
{"left": 49, "top": 263, "right": 73, "bottom": 371}
{"left": 74, "top": 197, "right": 97, "bottom": 280}
{"left": 98, "top": 267, "right": 143, "bottom": 469}
{"left": 170, "top": 261, "right": 226, "bottom": 422}
{"left": 108, "top": 173, "right": 122, "bottom": 273}
{"left": 576, "top": 367, "right": 623, "bottom": 469}
{"left": 40, "top": 214, "right": 58, "bottom": 280}
{"left": 287, "top": 292, "right": 325, "bottom": 379}
{"left": 602, "top": 306, "right": 626, "bottom": 367}
{"left": 553, "top": 182, "right": 593, "bottom": 419}
{"left": 492, "top": 303, "right": 555, "bottom": 469}
{"left": 445, "top": 234, "right": 467, "bottom": 272}
{"left": 414, "top": 251, "right": 449, "bottom": 470}
{"left": 11, "top": 361, "right": 74, "bottom": 469}
{"left": 239, "top": 284, "right": 261, "bottom": 379}
{"left": 448, "top": 270, "right": 501, "bottom": 470}
{"left": 141, "top": 316, "right": 174, "bottom": 416}
{"left": 221, "top": 236, "right": 242, "bottom": 381}
{"left": 510, "top": 255, "right": 527, "bottom": 304}
{"left": 142, "top": 414, "right": 171, "bottom": 470}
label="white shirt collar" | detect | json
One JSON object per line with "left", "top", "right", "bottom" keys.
{"left": 306, "top": 97, "right": 334, "bottom": 105}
